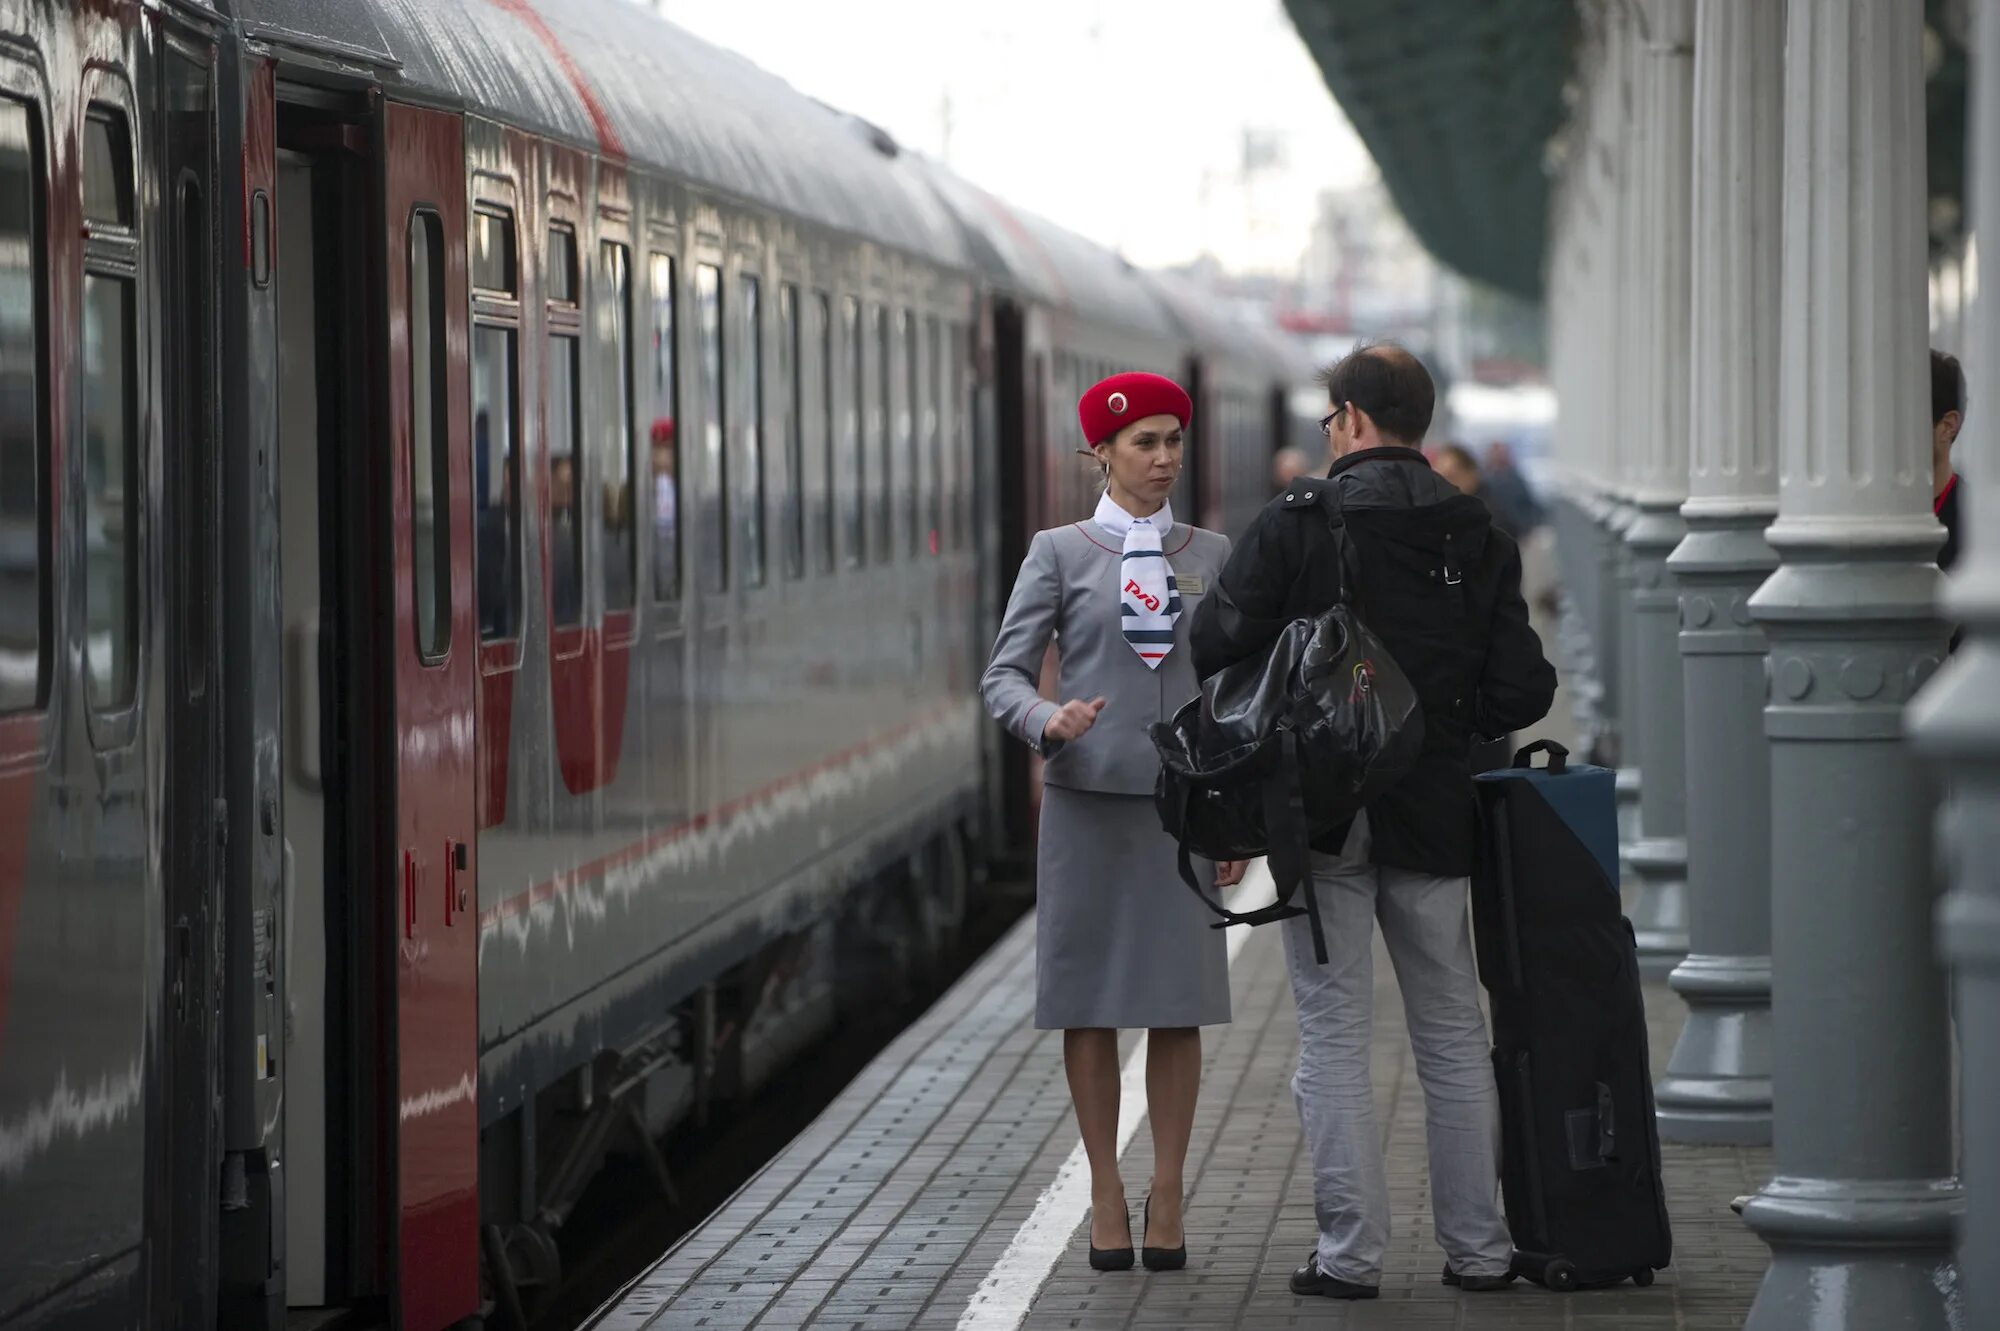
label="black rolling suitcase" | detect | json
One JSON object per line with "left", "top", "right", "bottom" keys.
{"left": 1470, "top": 740, "right": 1672, "bottom": 1291}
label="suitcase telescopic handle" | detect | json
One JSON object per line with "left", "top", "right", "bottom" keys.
{"left": 1493, "top": 810, "right": 1527, "bottom": 991}
{"left": 1511, "top": 739, "right": 1569, "bottom": 774}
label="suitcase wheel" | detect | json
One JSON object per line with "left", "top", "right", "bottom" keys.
{"left": 1543, "top": 1258, "right": 1578, "bottom": 1292}
{"left": 1632, "top": 1267, "right": 1655, "bottom": 1288}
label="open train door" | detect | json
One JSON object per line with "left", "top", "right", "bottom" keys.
{"left": 381, "top": 100, "right": 480, "bottom": 1330}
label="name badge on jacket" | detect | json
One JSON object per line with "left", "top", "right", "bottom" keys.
{"left": 1176, "top": 573, "right": 1206, "bottom": 597}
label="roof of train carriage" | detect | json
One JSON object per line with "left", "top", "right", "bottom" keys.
{"left": 228, "top": 0, "right": 970, "bottom": 267}
{"left": 915, "top": 163, "right": 1185, "bottom": 346}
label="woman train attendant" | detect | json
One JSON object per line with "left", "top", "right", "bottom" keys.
{"left": 981, "top": 372, "right": 1245, "bottom": 1273}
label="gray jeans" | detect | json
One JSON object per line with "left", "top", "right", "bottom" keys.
{"left": 1281, "top": 815, "right": 1512, "bottom": 1283}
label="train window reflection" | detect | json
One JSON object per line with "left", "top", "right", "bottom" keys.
{"left": 872, "top": 304, "right": 889, "bottom": 562}
{"left": 649, "top": 253, "right": 680, "bottom": 603}
{"left": 739, "top": 273, "right": 764, "bottom": 588}
{"left": 548, "top": 336, "right": 583, "bottom": 625}
{"left": 602, "top": 241, "right": 636, "bottom": 611}
{"left": 81, "top": 275, "right": 136, "bottom": 707}
{"left": 901, "top": 310, "right": 918, "bottom": 557}
{"left": 780, "top": 283, "right": 803, "bottom": 580}
{"left": 547, "top": 225, "right": 576, "bottom": 304}
{"left": 841, "top": 296, "right": 861, "bottom": 568}
{"left": 697, "top": 263, "right": 725, "bottom": 592}
{"left": 473, "top": 326, "right": 520, "bottom": 641}
{"left": 0, "top": 97, "right": 46, "bottom": 714}
{"left": 409, "top": 210, "right": 451, "bottom": 661}
{"left": 83, "top": 108, "right": 131, "bottom": 226}
{"left": 814, "top": 292, "right": 835, "bottom": 575}
{"left": 474, "top": 208, "right": 516, "bottom": 295}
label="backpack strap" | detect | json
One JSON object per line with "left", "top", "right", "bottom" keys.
{"left": 1168, "top": 732, "right": 1331, "bottom": 965}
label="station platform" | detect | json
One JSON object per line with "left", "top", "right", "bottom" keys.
{"left": 586, "top": 867, "right": 1773, "bottom": 1331}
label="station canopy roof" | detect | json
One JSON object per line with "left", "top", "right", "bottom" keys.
{"left": 1282, "top": 0, "right": 1969, "bottom": 305}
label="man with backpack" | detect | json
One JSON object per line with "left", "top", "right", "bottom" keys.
{"left": 1189, "top": 342, "right": 1556, "bottom": 1299}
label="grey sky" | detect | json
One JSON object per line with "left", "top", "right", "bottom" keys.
{"left": 654, "top": 0, "right": 1374, "bottom": 274}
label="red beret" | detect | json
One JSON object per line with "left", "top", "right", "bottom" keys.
{"left": 1078, "top": 371, "right": 1192, "bottom": 446}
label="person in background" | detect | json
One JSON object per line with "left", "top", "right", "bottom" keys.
{"left": 1934, "top": 348, "right": 1965, "bottom": 573}
{"left": 1273, "top": 445, "right": 1314, "bottom": 494}
{"left": 1430, "top": 441, "right": 1481, "bottom": 497}
{"left": 1479, "top": 441, "right": 1545, "bottom": 541}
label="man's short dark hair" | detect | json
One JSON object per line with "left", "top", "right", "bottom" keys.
{"left": 1932, "top": 348, "right": 1967, "bottom": 426}
{"left": 1315, "top": 341, "right": 1436, "bottom": 445}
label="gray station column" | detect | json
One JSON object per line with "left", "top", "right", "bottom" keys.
{"left": 1603, "top": 0, "right": 1643, "bottom": 857}
{"left": 1907, "top": 0, "right": 2000, "bottom": 1322}
{"left": 1622, "top": 0, "right": 1692, "bottom": 980}
{"left": 1739, "top": 0, "right": 1960, "bottom": 1323}
{"left": 1654, "top": 0, "right": 1777, "bottom": 1145}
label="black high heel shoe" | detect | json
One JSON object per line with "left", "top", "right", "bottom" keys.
{"left": 1088, "top": 1204, "right": 1134, "bottom": 1271}
{"left": 1141, "top": 1194, "right": 1187, "bottom": 1272}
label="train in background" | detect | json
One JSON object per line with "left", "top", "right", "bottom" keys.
{"left": 0, "top": 2, "right": 1306, "bottom": 1328}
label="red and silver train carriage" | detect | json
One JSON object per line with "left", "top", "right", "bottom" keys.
{"left": 0, "top": 2, "right": 1303, "bottom": 1328}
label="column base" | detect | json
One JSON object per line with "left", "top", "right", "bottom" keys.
{"left": 1625, "top": 835, "right": 1688, "bottom": 980}
{"left": 1741, "top": 1175, "right": 1961, "bottom": 1331}
{"left": 1657, "top": 953, "right": 1772, "bottom": 1144}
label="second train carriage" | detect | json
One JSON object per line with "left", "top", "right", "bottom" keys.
{"left": 0, "top": 1, "right": 1306, "bottom": 1328}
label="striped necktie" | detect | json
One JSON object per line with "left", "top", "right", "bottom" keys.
{"left": 1119, "top": 516, "right": 1180, "bottom": 668}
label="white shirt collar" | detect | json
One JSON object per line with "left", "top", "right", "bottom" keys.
{"left": 1092, "top": 492, "right": 1172, "bottom": 540}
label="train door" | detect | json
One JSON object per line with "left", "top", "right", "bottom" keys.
{"left": 381, "top": 101, "right": 481, "bottom": 1331}
{"left": 156, "top": 29, "right": 225, "bottom": 1330}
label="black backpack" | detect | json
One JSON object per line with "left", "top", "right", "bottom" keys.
{"left": 1151, "top": 502, "right": 1424, "bottom": 962}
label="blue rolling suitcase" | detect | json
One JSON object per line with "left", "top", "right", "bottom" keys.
{"left": 1471, "top": 740, "right": 1672, "bottom": 1291}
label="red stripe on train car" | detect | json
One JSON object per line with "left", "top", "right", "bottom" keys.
{"left": 485, "top": 0, "right": 627, "bottom": 157}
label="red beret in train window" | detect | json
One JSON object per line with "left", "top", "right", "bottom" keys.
{"left": 1077, "top": 371, "right": 1193, "bottom": 447}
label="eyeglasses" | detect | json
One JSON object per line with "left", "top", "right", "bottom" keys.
{"left": 1319, "top": 404, "right": 1348, "bottom": 437}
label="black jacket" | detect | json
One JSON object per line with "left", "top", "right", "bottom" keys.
{"left": 1189, "top": 446, "right": 1557, "bottom": 876}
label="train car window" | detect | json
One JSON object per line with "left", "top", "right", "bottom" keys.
{"left": 474, "top": 208, "right": 515, "bottom": 294}
{"left": 83, "top": 110, "right": 132, "bottom": 225}
{"left": 548, "top": 338, "right": 583, "bottom": 623}
{"left": 547, "top": 222, "right": 584, "bottom": 627}
{"left": 954, "top": 324, "right": 971, "bottom": 550}
{"left": 81, "top": 104, "right": 138, "bottom": 709}
{"left": 408, "top": 211, "right": 452, "bottom": 661}
{"left": 0, "top": 97, "right": 47, "bottom": 713}
{"left": 779, "top": 283, "right": 803, "bottom": 580}
{"left": 872, "top": 304, "right": 890, "bottom": 562}
{"left": 696, "top": 263, "right": 725, "bottom": 592}
{"left": 738, "top": 272, "right": 765, "bottom": 588}
{"left": 473, "top": 207, "right": 520, "bottom": 642}
{"left": 547, "top": 225, "right": 576, "bottom": 303}
{"left": 648, "top": 252, "right": 680, "bottom": 602}
{"left": 901, "top": 310, "right": 919, "bottom": 557}
{"left": 927, "top": 315, "right": 942, "bottom": 554}
{"left": 841, "top": 296, "right": 862, "bottom": 567}
{"left": 473, "top": 325, "right": 520, "bottom": 641}
{"left": 812, "top": 291, "right": 834, "bottom": 575}
{"left": 602, "top": 241, "right": 636, "bottom": 611}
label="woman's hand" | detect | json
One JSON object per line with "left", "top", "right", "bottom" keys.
{"left": 1214, "top": 860, "right": 1248, "bottom": 888}
{"left": 1042, "top": 696, "right": 1107, "bottom": 743}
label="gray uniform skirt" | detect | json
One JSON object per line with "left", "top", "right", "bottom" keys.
{"left": 1035, "top": 784, "right": 1233, "bottom": 1030}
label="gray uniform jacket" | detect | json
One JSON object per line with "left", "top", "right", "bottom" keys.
{"left": 981, "top": 519, "right": 1232, "bottom": 796}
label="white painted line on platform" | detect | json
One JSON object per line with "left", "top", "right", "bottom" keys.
{"left": 954, "top": 862, "right": 1274, "bottom": 1331}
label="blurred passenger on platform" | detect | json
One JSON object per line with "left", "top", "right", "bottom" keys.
{"left": 1479, "top": 441, "right": 1545, "bottom": 541}
{"left": 1430, "top": 441, "right": 1481, "bottom": 497}
{"left": 982, "top": 372, "right": 1244, "bottom": 1273}
{"left": 1934, "top": 349, "right": 1965, "bottom": 573}
{"left": 1273, "top": 445, "right": 1314, "bottom": 494}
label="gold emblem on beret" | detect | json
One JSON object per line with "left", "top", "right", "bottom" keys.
{"left": 1108, "top": 391, "right": 1128, "bottom": 414}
